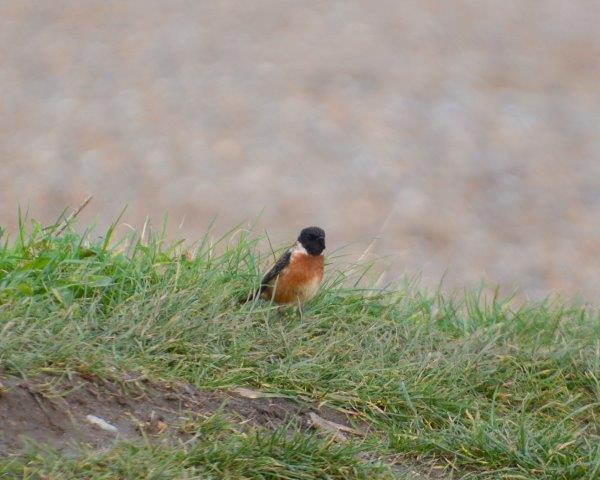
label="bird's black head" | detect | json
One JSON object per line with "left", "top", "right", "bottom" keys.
{"left": 298, "top": 226, "right": 326, "bottom": 256}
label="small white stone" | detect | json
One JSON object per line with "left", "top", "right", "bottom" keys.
{"left": 85, "top": 414, "right": 118, "bottom": 433}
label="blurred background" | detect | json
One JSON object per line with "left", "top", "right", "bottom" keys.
{"left": 1, "top": 0, "right": 599, "bottom": 300}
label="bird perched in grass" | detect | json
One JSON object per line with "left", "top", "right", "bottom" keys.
{"left": 249, "top": 226, "right": 326, "bottom": 305}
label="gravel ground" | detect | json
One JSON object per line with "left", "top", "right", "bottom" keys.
{"left": 1, "top": 1, "right": 599, "bottom": 300}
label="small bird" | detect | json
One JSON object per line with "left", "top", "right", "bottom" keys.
{"left": 251, "top": 226, "right": 326, "bottom": 305}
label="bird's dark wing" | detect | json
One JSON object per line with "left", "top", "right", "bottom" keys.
{"left": 259, "top": 249, "right": 292, "bottom": 293}
{"left": 241, "top": 249, "right": 292, "bottom": 303}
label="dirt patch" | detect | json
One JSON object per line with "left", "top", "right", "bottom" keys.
{"left": 0, "top": 373, "right": 364, "bottom": 455}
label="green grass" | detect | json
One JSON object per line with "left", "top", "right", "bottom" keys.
{"left": 1, "top": 216, "right": 599, "bottom": 479}
{"left": 1, "top": 417, "right": 390, "bottom": 479}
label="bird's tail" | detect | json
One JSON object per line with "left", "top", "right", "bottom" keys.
{"left": 238, "top": 286, "right": 263, "bottom": 305}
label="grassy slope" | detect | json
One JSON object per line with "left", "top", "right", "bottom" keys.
{"left": 0, "top": 219, "right": 599, "bottom": 479}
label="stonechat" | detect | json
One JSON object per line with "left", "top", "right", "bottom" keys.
{"left": 250, "top": 226, "right": 326, "bottom": 305}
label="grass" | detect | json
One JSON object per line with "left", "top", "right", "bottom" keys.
{"left": 1, "top": 215, "right": 599, "bottom": 479}
{"left": 1, "top": 419, "right": 390, "bottom": 479}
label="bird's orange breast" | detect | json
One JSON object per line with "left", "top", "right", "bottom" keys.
{"left": 262, "top": 253, "right": 324, "bottom": 305}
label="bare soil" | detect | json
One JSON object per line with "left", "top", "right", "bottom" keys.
{"left": 0, "top": 373, "right": 361, "bottom": 456}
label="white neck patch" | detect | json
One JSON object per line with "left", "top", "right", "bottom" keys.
{"left": 292, "top": 241, "right": 308, "bottom": 255}
{"left": 292, "top": 241, "right": 324, "bottom": 256}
